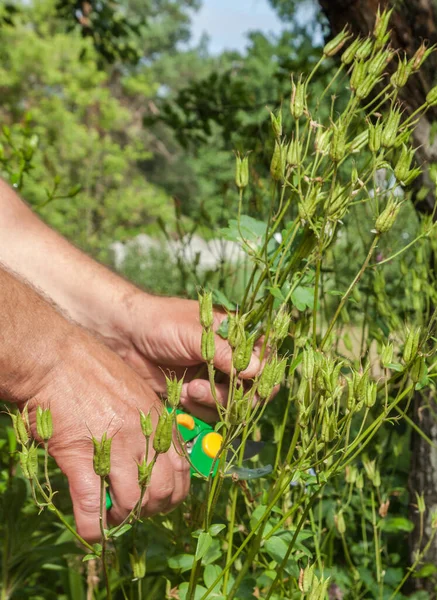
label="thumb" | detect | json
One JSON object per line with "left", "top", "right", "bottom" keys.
{"left": 64, "top": 456, "right": 104, "bottom": 542}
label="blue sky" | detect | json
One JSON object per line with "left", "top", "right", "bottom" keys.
{"left": 190, "top": 0, "right": 284, "bottom": 54}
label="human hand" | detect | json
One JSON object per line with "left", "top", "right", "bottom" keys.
{"left": 113, "top": 293, "right": 265, "bottom": 421}
{"left": 24, "top": 327, "right": 189, "bottom": 542}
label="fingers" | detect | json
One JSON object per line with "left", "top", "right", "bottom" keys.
{"left": 213, "top": 336, "right": 262, "bottom": 379}
{"left": 107, "top": 451, "right": 144, "bottom": 525}
{"left": 180, "top": 380, "right": 229, "bottom": 421}
{"left": 64, "top": 457, "right": 103, "bottom": 542}
{"left": 109, "top": 435, "right": 190, "bottom": 523}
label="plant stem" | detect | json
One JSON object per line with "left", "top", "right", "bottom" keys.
{"left": 99, "top": 477, "right": 111, "bottom": 600}
{"left": 321, "top": 234, "right": 380, "bottom": 350}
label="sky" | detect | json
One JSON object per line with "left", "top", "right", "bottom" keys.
{"left": 190, "top": 0, "right": 284, "bottom": 54}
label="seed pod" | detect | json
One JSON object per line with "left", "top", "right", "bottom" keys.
{"left": 272, "top": 307, "right": 291, "bottom": 341}
{"left": 356, "top": 74, "right": 381, "bottom": 100}
{"left": 325, "top": 184, "right": 349, "bottom": 220}
{"left": 270, "top": 109, "right": 282, "bottom": 138}
{"left": 426, "top": 85, "right": 437, "bottom": 107}
{"left": 300, "top": 564, "right": 315, "bottom": 593}
{"left": 165, "top": 373, "right": 183, "bottom": 408}
{"left": 11, "top": 412, "right": 29, "bottom": 447}
{"left": 391, "top": 55, "right": 410, "bottom": 88}
{"left": 341, "top": 37, "right": 362, "bottom": 65}
{"left": 409, "top": 42, "right": 435, "bottom": 72}
{"left": 330, "top": 120, "right": 347, "bottom": 162}
{"left": 416, "top": 492, "right": 426, "bottom": 515}
{"left": 363, "top": 457, "right": 376, "bottom": 484}
{"left": 228, "top": 314, "right": 245, "bottom": 349}
{"left": 270, "top": 140, "right": 286, "bottom": 181}
{"left": 314, "top": 128, "right": 330, "bottom": 157}
{"left": 153, "top": 410, "right": 173, "bottom": 454}
{"left": 129, "top": 549, "right": 146, "bottom": 580}
{"left": 345, "top": 465, "right": 357, "bottom": 484}
{"left": 355, "top": 367, "right": 370, "bottom": 408}
{"left": 233, "top": 333, "right": 255, "bottom": 373}
{"left": 298, "top": 186, "right": 324, "bottom": 221}
{"left": 403, "top": 326, "right": 421, "bottom": 364}
{"left": 36, "top": 406, "right": 53, "bottom": 442}
{"left": 19, "top": 443, "right": 38, "bottom": 480}
{"left": 350, "top": 60, "right": 367, "bottom": 91}
{"left": 335, "top": 511, "right": 346, "bottom": 535}
{"left": 321, "top": 411, "right": 335, "bottom": 443}
{"left": 286, "top": 137, "right": 301, "bottom": 167}
{"left": 323, "top": 27, "right": 350, "bottom": 57}
{"left": 394, "top": 144, "right": 415, "bottom": 183}
{"left": 368, "top": 120, "right": 382, "bottom": 153}
{"left": 235, "top": 153, "right": 249, "bottom": 189}
{"left": 92, "top": 433, "right": 112, "bottom": 478}
{"left": 290, "top": 75, "right": 306, "bottom": 119}
{"left": 375, "top": 198, "right": 401, "bottom": 233}
{"left": 355, "top": 37, "right": 373, "bottom": 61}
{"left": 274, "top": 357, "right": 288, "bottom": 386}
{"left": 198, "top": 292, "right": 214, "bottom": 329}
{"left": 228, "top": 385, "right": 245, "bottom": 425}
{"left": 356, "top": 471, "right": 364, "bottom": 490}
{"left": 367, "top": 49, "right": 394, "bottom": 76}
{"left": 302, "top": 347, "right": 315, "bottom": 380}
{"left": 403, "top": 167, "right": 421, "bottom": 186}
{"left": 257, "top": 360, "right": 276, "bottom": 400}
{"left": 410, "top": 355, "right": 426, "bottom": 384}
{"left": 365, "top": 382, "right": 377, "bottom": 408}
{"left": 140, "top": 410, "right": 153, "bottom": 438}
{"left": 380, "top": 342, "right": 394, "bottom": 368}
{"left": 201, "top": 329, "right": 216, "bottom": 362}
{"left": 381, "top": 106, "right": 402, "bottom": 148}
{"left": 374, "top": 469, "right": 381, "bottom": 488}
{"left": 373, "top": 7, "right": 393, "bottom": 47}
{"left": 137, "top": 458, "right": 153, "bottom": 487}
{"left": 198, "top": 290, "right": 214, "bottom": 329}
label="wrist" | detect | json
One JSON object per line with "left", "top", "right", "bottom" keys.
{"left": 0, "top": 296, "right": 78, "bottom": 406}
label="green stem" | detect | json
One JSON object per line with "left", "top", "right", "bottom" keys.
{"left": 100, "top": 477, "right": 111, "bottom": 600}
{"left": 321, "top": 235, "right": 380, "bottom": 350}
{"left": 33, "top": 477, "right": 95, "bottom": 553}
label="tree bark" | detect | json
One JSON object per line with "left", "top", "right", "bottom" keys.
{"left": 318, "top": 0, "right": 437, "bottom": 593}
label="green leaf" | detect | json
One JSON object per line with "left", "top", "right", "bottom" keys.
{"left": 380, "top": 517, "right": 414, "bottom": 533}
{"left": 209, "top": 524, "right": 226, "bottom": 537}
{"left": 267, "top": 287, "right": 285, "bottom": 301}
{"left": 168, "top": 554, "right": 194, "bottom": 572}
{"left": 414, "top": 563, "right": 437, "bottom": 578}
{"left": 217, "top": 317, "right": 229, "bottom": 339}
{"left": 195, "top": 532, "right": 213, "bottom": 561}
{"left": 387, "top": 363, "right": 404, "bottom": 372}
{"left": 212, "top": 290, "right": 236, "bottom": 311}
{"left": 291, "top": 286, "right": 314, "bottom": 311}
{"left": 82, "top": 554, "right": 98, "bottom": 562}
{"left": 264, "top": 536, "right": 289, "bottom": 562}
{"left": 109, "top": 524, "right": 132, "bottom": 538}
{"left": 178, "top": 582, "right": 209, "bottom": 600}
{"left": 204, "top": 563, "right": 222, "bottom": 593}
{"left": 221, "top": 215, "right": 267, "bottom": 248}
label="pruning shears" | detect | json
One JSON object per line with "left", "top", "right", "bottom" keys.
{"left": 105, "top": 409, "right": 271, "bottom": 511}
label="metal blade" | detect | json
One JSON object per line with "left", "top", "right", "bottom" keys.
{"left": 227, "top": 439, "right": 265, "bottom": 462}
{"left": 225, "top": 464, "right": 273, "bottom": 480}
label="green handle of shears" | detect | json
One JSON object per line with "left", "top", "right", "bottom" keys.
{"left": 105, "top": 408, "right": 218, "bottom": 511}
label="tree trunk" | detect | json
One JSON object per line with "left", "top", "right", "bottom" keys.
{"left": 318, "top": 0, "right": 437, "bottom": 592}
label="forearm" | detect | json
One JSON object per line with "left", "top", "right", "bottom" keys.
{"left": 0, "top": 263, "right": 74, "bottom": 403}
{"left": 0, "top": 179, "right": 140, "bottom": 349}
